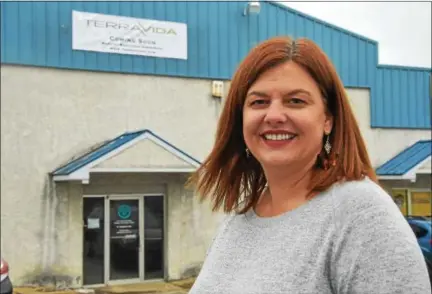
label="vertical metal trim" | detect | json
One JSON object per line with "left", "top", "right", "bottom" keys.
{"left": 139, "top": 196, "right": 145, "bottom": 280}
{"left": 163, "top": 192, "right": 167, "bottom": 280}
{"left": 104, "top": 196, "right": 109, "bottom": 283}
{"left": 407, "top": 189, "right": 412, "bottom": 216}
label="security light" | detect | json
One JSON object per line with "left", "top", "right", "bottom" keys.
{"left": 243, "top": 1, "right": 261, "bottom": 16}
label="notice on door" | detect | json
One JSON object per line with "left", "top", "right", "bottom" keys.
{"left": 111, "top": 203, "right": 139, "bottom": 239}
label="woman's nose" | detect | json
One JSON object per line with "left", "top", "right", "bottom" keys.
{"left": 263, "top": 101, "right": 287, "bottom": 125}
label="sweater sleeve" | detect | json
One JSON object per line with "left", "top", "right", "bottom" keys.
{"left": 331, "top": 206, "right": 431, "bottom": 294}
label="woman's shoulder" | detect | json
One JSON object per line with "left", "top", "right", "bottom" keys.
{"left": 212, "top": 212, "right": 238, "bottom": 236}
{"left": 328, "top": 177, "right": 416, "bottom": 252}
{"left": 327, "top": 178, "right": 430, "bottom": 293}
{"left": 328, "top": 177, "right": 402, "bottom": 222}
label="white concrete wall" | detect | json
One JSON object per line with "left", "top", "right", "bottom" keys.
{"left": 164, "top": 174, "right": 225, "bottom": 280}
{"left": 380, "top": 174, "right": 432, "bottom": 193}
{"left": 345, "top": 88, "right": 431, "bottom": 168}
{"left": 95, "top": 139, "right": 194, "bottom": 169}
{"left": 51, "top": 182, "right": 84, "bottom": 287}
{"left": 0, "top": 65, "right": 227, "bottom": 285}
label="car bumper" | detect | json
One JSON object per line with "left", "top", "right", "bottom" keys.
{"left": 0, "top": 276, "right": 13, "bottom": 294}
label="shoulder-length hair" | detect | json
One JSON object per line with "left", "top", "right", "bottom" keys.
{"left": 188, "top": 36, "right": 377, "bottom": 214}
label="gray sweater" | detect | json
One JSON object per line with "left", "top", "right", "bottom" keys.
{"left": 189, "top": 178, "right": 431, "bottom": 294}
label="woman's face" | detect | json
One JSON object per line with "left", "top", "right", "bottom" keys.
{"left": 242, "top": 61, "right": 333, "bottom": 171}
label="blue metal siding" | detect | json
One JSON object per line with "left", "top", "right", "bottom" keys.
{"left": 0, "top": 1, "right": 376, "bottom": 83}
{"left": 262, "top": 3, "right": 377, "bottom": 88}
{"left": 1, "top": 1, "right": 430, "bottom": 129}
{"left": 376, "top": 140, "right": 432, "bottom": 176}
{"left": 0, "top": 2, "right": 4, "bottom": 62}
{"left": 372, "top": 67, "right": 431, "bottom": 128}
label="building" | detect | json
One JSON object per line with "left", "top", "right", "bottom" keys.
{"left": 1, "top": 0, "right": 430, "bottom": 288}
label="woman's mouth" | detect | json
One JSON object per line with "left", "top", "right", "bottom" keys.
{"left": 260, "top": 132, "right": 297, "bottom": 148}
{"left": 263, "top": 133, "right": 296, "bottom": 141}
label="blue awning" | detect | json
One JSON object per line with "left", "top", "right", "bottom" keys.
{"left": 52, "top": 129, "right": 201, "bottom": 182}
{"left": 376, "top": 140, "right": 431, "bottom": 180}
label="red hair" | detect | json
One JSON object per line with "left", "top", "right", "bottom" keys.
{"left": 188, "top": 36, "right": 377, "bottom": 213}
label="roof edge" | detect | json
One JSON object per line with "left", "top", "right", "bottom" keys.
{"left": 144, "top": 129, "right": 201, "bottom": 166}
{"left": 380, "top": 140, "right": 432, "bottom": 164}
{"left": 269, "top": 2, "right": 432, "bottom": 71}
{"left": 377, "top": 64, "right": 432, "bottom": 72}
{"left": 376, "top": 141, "right": 432, "bottom": 176}
{"left": 52, "top": 129, "right": 201, "bottom": 180}
{"left": 51, "top": 131, "right": 136, "bottom": 176}
{"left": 268, "top": 1, "right": 378, "bottom": 45}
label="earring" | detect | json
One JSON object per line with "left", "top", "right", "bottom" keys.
{"left": 245, "top": 148, "right": 251, "bottom": 158}
{"left": 324, "top": 134, "right": 331, "bottom": 155}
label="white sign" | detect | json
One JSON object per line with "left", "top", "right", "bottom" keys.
{"left": 87, "top": 218, "right": 100, "bottom": 229}
{"left": 72, "top": 10, "right": 187, "bottom": 60}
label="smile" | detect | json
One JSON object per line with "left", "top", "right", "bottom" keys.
{"left": 263, "top": 133, "right": 296, "bottom": 141}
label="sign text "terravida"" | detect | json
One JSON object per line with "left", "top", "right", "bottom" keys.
{"left": 86, "top": 20, "right": 177, "bottom": 36}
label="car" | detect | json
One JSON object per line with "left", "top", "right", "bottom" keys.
{"left": 406, "top": 216, "right": 432, "bottom": 281}
{"left": 0, "top": 257, "right": 13, "bottom": 294}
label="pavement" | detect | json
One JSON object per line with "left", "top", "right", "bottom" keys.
{"left": 13, "top": 278, "right": 194, "bottom": 294}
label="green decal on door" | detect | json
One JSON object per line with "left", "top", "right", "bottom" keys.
{"left": 117, "top": 204, "right": 131, "bottom": 219}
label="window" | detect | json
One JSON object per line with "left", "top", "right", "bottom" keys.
{"left": 411, "top": 191, "right": 432, "bottom": 217}
{"left": 391, "top": 189, "right": 408, "bottom": 216}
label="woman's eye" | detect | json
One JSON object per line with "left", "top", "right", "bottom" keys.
{"left": 250, "top": 99, "right": 267, "bottom": 106}
{"left": 288, "top": 98, "right": 305, "bottom": 104}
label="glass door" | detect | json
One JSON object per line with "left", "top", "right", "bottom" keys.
{"left": 108, "top": 197, "right": 141, "bottom": 281}
{"left": 83, "top": 197, "right": 105, "bottom": 285}
{"left": 144, "top": 195, "right": 164, "bottom": 279}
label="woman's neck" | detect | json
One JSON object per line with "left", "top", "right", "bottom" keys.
{"left": 256, "top": 160, "right": 316, "bottom": 217}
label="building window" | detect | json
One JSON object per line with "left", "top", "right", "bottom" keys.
{"left": 411, "top": 191, "right": 432, "bottom": 217}
{"left": 391, "top": 189, "right": 432, "bottom": 217}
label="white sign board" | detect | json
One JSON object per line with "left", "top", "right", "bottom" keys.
{"left": 72, "top": 10, "right": 187, "bottom": 60}
{"left": 87, "top": 218, "right": 100, "bottom": 229}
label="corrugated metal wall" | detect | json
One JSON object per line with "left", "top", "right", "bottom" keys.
{"left": 1, "top": 1, "right": 430, "bottom": 129}
{"left": 373, "top": 66, "right": 431, "bottom": 128}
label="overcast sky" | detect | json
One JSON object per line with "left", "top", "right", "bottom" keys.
{"left": 280, "top": 1, "right": 431, "bottom": 68}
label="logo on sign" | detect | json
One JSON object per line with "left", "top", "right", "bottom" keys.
{"left": 117, "top": 204, "right": 131, "bottom": 219}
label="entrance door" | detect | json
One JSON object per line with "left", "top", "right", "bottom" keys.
{"left": 83, "top": 194, "right": 165, "bottom": 285}
{"left": 83, "top": 197, "right": 105, "bottom": 285}
{"left": 108, "top": 197, "right": 141, "bottom": 282}
{"left": 144, "top": 196, "right": 164, "bottom": 279}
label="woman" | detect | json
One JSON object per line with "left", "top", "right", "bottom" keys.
{"left": 187, "top": 36, "right": 431, "bottom": 294}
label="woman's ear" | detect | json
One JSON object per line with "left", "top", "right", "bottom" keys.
{"left": 324, "top": 114, "right": 333, "bottom": 134}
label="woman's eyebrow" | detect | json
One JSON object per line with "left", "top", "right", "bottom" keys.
{"left": 284, "top": 89, "right": 312, "bottom": 97}
{"left": 246, "top": 91, "right": 269, "bottom": 98}
{"left": 246, "top": 89, "right": 312, "bottom": 98}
